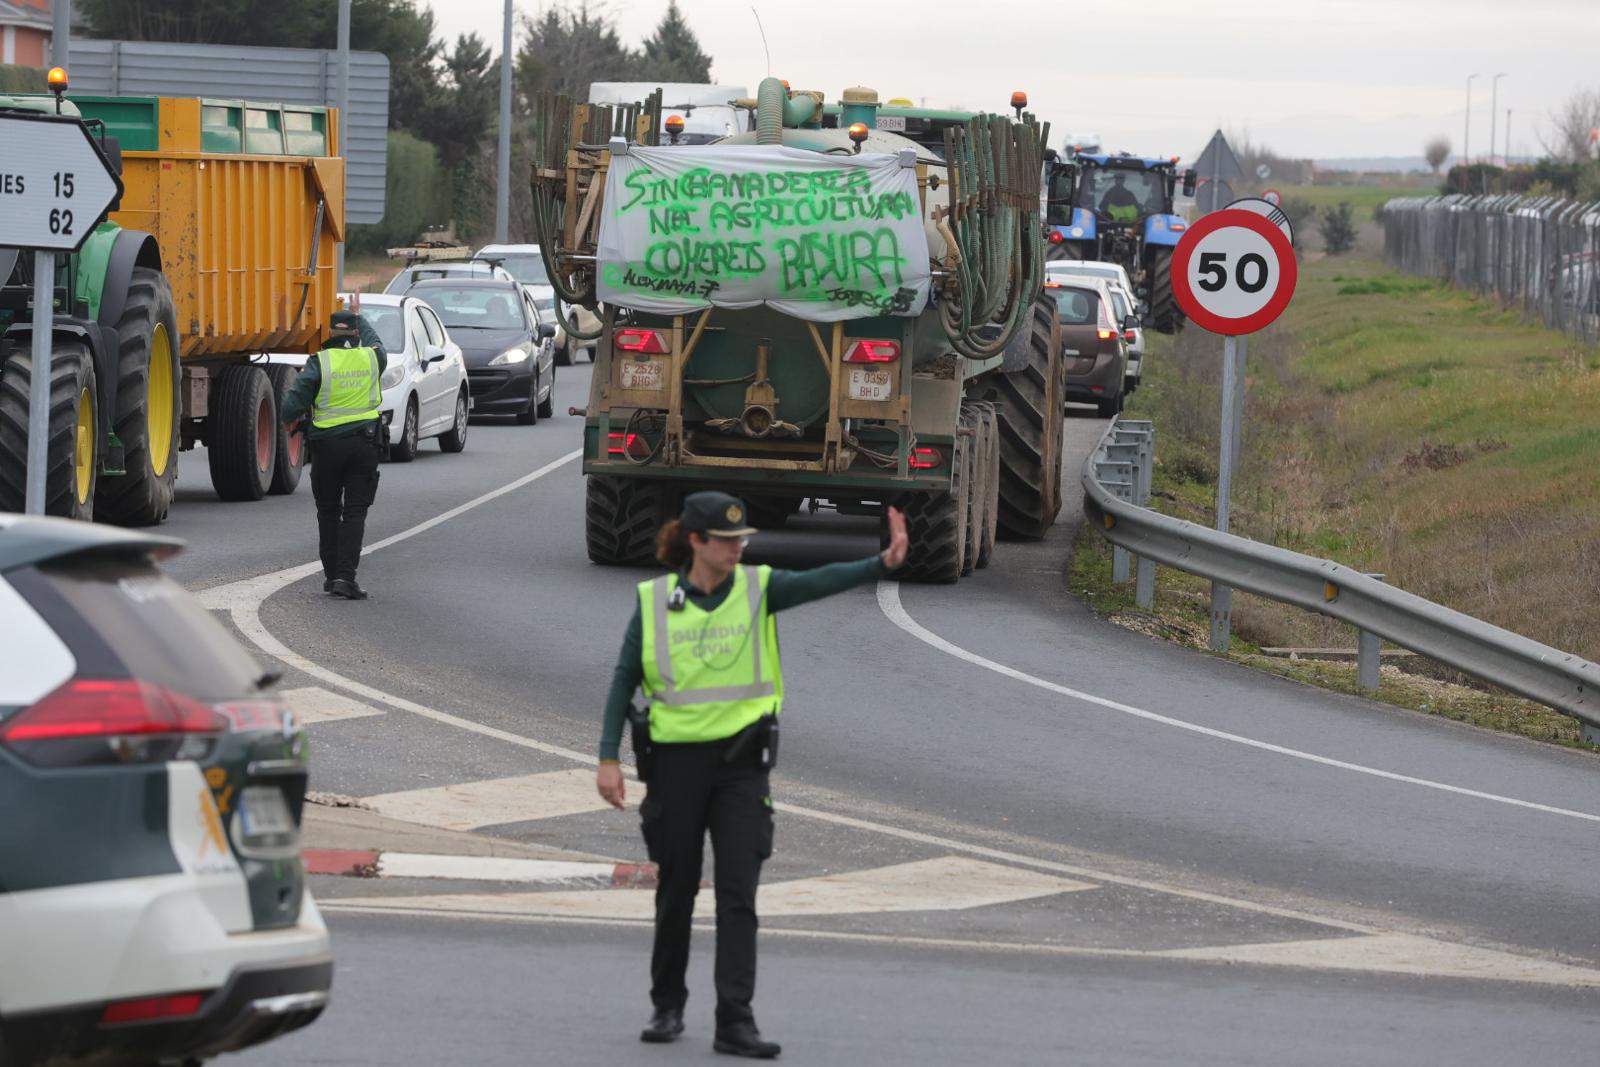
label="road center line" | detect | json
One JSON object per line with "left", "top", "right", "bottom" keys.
{"left": 877, "top": 581, "right": 1600, "bottom": 824}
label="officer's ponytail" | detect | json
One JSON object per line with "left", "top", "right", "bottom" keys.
{"left": 656, "top": 519, "right": 691, "bottom": 568}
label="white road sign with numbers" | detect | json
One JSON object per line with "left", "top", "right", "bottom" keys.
{"left": 0, "top": 112, "right": 123, "bottom": 253}
{"left": 1170, "top": 207, "right": 1297, "bottom": 335}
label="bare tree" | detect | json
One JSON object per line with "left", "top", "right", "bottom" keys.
{"left": 1424, "top": 136, "right": 1451, "bottom": 174}
{"left": 1538, "top": 87, "right": 1600, "bottom": 163}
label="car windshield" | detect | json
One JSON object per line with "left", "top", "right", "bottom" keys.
{"left": 416, "top": 287, "right": 526, "bottom": 330}
{"left": 1046, "top": 286, "right": 1097, "bottom": 326}
{"left": 1077, "top": 167, "right": 1164, "bottom": 217}
{"left": 485, "top": 254, "right": 550, "bottom": 286}
{"left": 357, "top": 304, "right": 406, "bottom": 352}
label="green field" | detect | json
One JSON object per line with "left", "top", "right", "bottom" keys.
{"left": 1070, "top": 250, "right": 1600, "bottom": 748}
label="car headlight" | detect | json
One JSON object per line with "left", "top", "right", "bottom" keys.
{"left": 488, "top": 347, "right": 530, "bottom": 366}
{"left": 380, "top": 364, "right": 404, "bottom": 389}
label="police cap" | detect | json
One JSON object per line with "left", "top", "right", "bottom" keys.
{"left": 329, "top": 310, "right": 363, "bottom": 339}
{"left": 680, "top": 491, "right": 757, "bottom": 538}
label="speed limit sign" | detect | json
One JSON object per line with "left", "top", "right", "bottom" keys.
{"left": 1170, "top": 208, "right": 1297, "bottom": 335}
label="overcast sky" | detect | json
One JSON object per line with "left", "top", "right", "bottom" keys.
{"left": 420, "top": 0, "right": 1599, "bottom": 162}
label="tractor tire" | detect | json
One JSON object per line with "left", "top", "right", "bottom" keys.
{"left": 1149, "top": 247, "right": 1183, "bottom": 333}
{"left": 958, "top": 406, "right": 980, "bottom": 577}
{"left": 0, "top": 341, "right": 100, "bottom": 520}
{"left": 1047, "top": 239, "right": 1087, "bottom": 263}
{"left": 892, "top": 437, "right": 968, "bottom": 584}
{"left": 96, "top": 268, "right": 181, "bottom": 525}
{"left": 982, "top": 294, "right": 1065, "bottom": 541}
{"left": 971, "top": 401, "right": 1000, "bottom": 569}
{"left": 266, "top": 363, "right": 306, "bottom": 493}
{"left": 586, "top": 474, "right": 674, "bottom": 566}
{"left": 207, "top": 364, "right": 277, "bottom": 502}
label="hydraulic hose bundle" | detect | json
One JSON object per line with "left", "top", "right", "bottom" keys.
{"left": 937, "top": 112, "right": 1049, "bottom": 360}
{"left": 529, "top": 89, "right": 663, "bottom": 341}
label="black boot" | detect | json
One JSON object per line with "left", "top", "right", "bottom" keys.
{"left": 640, "top": 1007, "right": 684, "bottom": 1043}
{"left": 328, "top": 578, "right": 368, "bottom": 600}
{"left": 713, "top": 1021, "right": 780, "bottom": 1059}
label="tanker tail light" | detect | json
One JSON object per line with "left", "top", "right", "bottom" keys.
{"left": 844, "top": 339, "right": 900, "bottom": 363}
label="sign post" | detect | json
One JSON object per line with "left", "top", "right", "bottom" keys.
{"left": 0, "top": 110, "right": 124, "bottom": 513}
{"left": 1170, "top": 206, "right": 1298, "bottom": 650}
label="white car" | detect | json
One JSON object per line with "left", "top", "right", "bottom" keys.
{"left": 1045, "top": 260, "right": 1144, "bottom": 389}
{"left": 267, "top": 295, "right": 470, "bottom": 462}
{"left": 473, "top": 243, "right": 602, "bottom": 365}
{"left": 383, "top": 260, "right": 514, "bottom": 295}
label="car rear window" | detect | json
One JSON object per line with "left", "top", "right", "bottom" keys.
{"left": 14, "top": 556, "right": 263, "bottom": 702}
{"left": 417, "top": 287, "right": 526, "bottom": 330}
{"left": 1046, "top": 286, "right": 1097, "bottom": 325}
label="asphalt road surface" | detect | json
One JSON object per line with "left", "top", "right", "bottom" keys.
{"left": 158, "top": 362, "right": 1599, "bottom": 1064}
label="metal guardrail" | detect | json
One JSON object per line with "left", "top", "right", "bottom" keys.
{"left": 1082, "top": 420, "right": 1600, "bottom": 742}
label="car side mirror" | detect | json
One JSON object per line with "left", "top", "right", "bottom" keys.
{"left": 424, "top": 344, "right": 448, "bottom": 365}
{"left": 1122, "top": 314, "right": 1139, "bottom": 331}
{"left": 537, "top": 323, "right": 556, "bottom": 339}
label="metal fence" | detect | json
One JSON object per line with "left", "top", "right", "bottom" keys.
{"left": 1083, "top": 420, "right": 1600, "bottom": 742}
{"left": 1383, "top": 194, "right": 1600, "bottom": 345}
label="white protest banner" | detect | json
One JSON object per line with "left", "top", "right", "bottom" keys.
{"left": 597, "top": 144, "right": 931, "bottom": 322}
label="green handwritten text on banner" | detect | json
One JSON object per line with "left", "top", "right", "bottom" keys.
{"left": 596, "top": 145, "right": 931, "bottom": 322}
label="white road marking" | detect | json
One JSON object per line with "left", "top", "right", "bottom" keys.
{"left": 311, "top": 904, "right": 1600, "bottom": 989}
{"left": 333, "top": 855, "right": 1094, "bottom": 922}
{"left": 280, "top": 685, "right": 385, "bottom": 725}
{"left": 377, "top": 853, "right": 621, "bottom": 884}
{"left": 877, "top": 582, "right": 1600, "bottom": 825}
{"left": 365, "top": 769, "right": 631, "bottom": 831}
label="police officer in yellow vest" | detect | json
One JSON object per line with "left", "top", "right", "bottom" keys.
{"left": 279, "top": 310, "right": 387, "bottom": 600}
{"left": 597, "top": 491, "right": 909, "bottom": 1058}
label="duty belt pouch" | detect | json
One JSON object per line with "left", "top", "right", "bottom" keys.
{"left": 627, "top": 703, "right": 654, "bottom": 783}
{"left": 724, "top": 713, "right": 779, "bottom": 771}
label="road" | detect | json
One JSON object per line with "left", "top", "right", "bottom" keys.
{"left": 157, "top": 361, "right": 1600, "bottom": 1063}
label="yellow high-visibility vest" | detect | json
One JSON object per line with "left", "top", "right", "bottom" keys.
{"left": 638, "top": 565, "right": 783, "bottom": 743}
{"left": 311, "top": 345, "right": 381, "bottom": 429}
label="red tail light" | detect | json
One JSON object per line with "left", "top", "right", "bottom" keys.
{"left": 607, "top": 432, "right": 650, "bottom": 459}
{"left": 615, "top": 328, "right": 668, "bottom": 354}
{"left": 1097, "top": 328, "right": 1116, "bottom": 341}
{"left": 844, "top": 339, "right": 900, "bottom": 363}
{"left": 1, "top": 679, "right": 225, "bottom": 767}
{"left": 909, "top": 446, "right": 943, "bottom": 470}
{"left": 101, "top": 992, "right": 205, "bottom": 1026}
{"left": 1048, "top": 230, "right": 1065, "bottom": 244}
{"left": 1123, "top": 329, "right": 1136, "bottom": 342}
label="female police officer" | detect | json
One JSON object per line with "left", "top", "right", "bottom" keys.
{"left": 596, "top": 491, "right": 909, "bottom": 1058}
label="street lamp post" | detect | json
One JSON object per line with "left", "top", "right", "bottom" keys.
{"left": 1464, "top": 73, "right": 1480, "bottom": 191}
{"left": 1488, "top": 73, "right": 1507, "bottom": 191}
{"left": 495, "top": 0, "right": 513, "bottom": 244}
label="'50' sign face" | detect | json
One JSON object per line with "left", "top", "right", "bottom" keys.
{"left": 1171, "top": 208, "right": 1297, "bottom": 335}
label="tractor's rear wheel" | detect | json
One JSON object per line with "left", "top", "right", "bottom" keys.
{"left": 1149, "top": 248, "right": 1183, "bottom": 333}
{"left": 983, "top": 294, "right": 1065, "bottom": 541}
{"left": 266, "top": 363, "right": 305, "bottom": 494}
{"left": 892, "top": 436, "right": 968, "bottom": 584}
{"left": 586, "top": 474, "right": 674, "bottom": 565}
{"left": 208, "top": 364, "right": 277, "bottom": 501}
{"left": 0, "top": 341, "right": 100, "bottom": 520}
{"left": 1047, "top": 238, "right": 1087, "bottom": 262}
{"left": 96, "top": 268, "right": 181, "bottom": 525}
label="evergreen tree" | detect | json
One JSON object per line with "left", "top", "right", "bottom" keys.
{"left": 516, "top": 5, "right": 638, "bottom": 100}
{"left": 639, "top": 1, "right": 712, "bottom": 83}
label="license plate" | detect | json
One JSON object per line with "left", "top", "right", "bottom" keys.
{"left": 847, "top": 367, "right": 893, "bottom": 401}
{"left": 875, "top": 115, "right": 907, "bottom": 132}
{"left": 620, "top": 360, "right": 662, "bottom": 390}
{"left": 239, "top": 786, "right": 294, "bottom": 837}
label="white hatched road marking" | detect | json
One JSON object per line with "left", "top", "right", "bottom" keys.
{"left": 377, "top": 853, "right": 622, "bottom": 884}
{"left": 364, "top": 769, "right": 632, "bottom": 830}
{"left": 280, "top": 685, "right": 385, "bottom": 725}
{"left": 332, "top": 855, "right": 1095, "bottom": 922}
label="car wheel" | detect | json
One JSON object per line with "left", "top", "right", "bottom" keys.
{"left": 516, "top": 368, "right": 538, "bottom": 425}
{"left": 391, "top": 397, "right": 419, "bottom": 462}
{"left": 439, "top": 389, "right": 469, "bottom": 452}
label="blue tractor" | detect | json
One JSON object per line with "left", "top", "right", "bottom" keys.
{"left": 1044, "top": 153, "right": 1196, "bottom": 333}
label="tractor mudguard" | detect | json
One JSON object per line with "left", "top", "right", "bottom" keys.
{"left": 79, "top": 226, "right": 161, "bottom": 328}
{"left": 1141, "top": 214, "right": 1185, "bottom": 248}
{"left": 2, "top": 319, "right": 123, "bottom": 430}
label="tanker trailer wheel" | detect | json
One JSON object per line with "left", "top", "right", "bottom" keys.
{"left": 0, "top": 340, "right": 100, "bottom": 520}
{"left": 888, "top": 436, "right": 968, "bottom": 584}
{"left": 585, "top": 474, "right": 674, "bottom": 566}
{"left": 1148, "top": 248, "right": 1183, "bottom": 334}
{"left": 984, "top": 293, "right": 1065, "bottom": 541}
{"left": 958, "top": 406, "right": 981, "bottom": 577}
{"left": 266, "top": 363, "right": 306, "bottom": 493}
{"left": 969, "top": 401, "right": 1000, "bottom": 569}
{"left": 208, "top": 364, "right": 277, "bottom": 501}
{"left": 96, "top": 268, "right": 181, "bottom": 525}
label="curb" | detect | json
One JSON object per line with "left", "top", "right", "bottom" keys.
{"left": 302, "top": 849, "right": 658, "bottom": 888}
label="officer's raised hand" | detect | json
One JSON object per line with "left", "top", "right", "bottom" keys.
{"left": 881, "top": 506, "right": 909, "bottom": 570}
